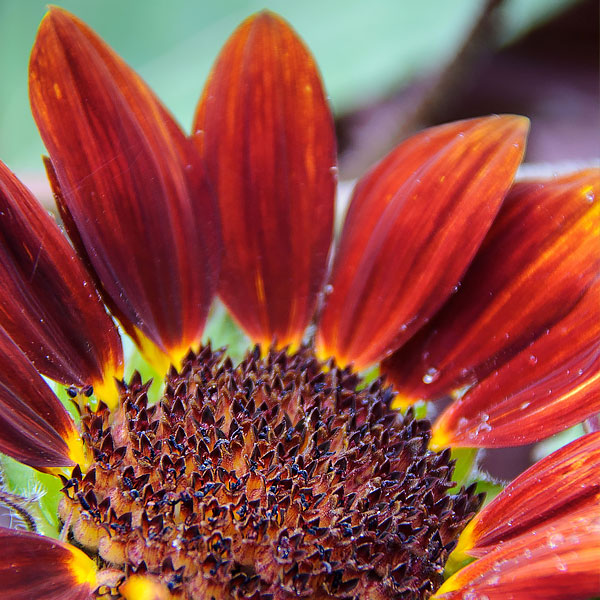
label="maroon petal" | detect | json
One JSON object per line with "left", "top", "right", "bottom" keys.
{"left": 0, "top": 326, "right": 85, "bottom": 470}
{"left": 0, "top": 528, "right": 96, "bottom": 599}
{"left": 454, "top": 432, "right": 600, "bottom": 559}
{"left": 431, "top": 280, "right": 600, "bottom": 448}
{"left": 0, "top": 159, "right": 122, "bottom": 402}
{"left": 383, "top": 168, "right": 600, "bottom": 404}
{"left": 435, "top": 508, "right": 600, "bottom": 600}
{"left": 316, "top": 116, "right": 528, "bottom": 369}
{"left": 29, "top": 8, "right": 220, "bottom": 369}
{"left": 194, "top": 11, "right": 336, "bottom": 349}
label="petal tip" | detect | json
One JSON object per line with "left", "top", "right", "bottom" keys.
{"left": 40, "top": 4, "right": 74, "bottom": 28}
{"left": 491, "top": 113, "right": 530, "bottom": 145}
{"left": 246, "top": 9, "right": 293, "bottom": 28}
{"left": 506, "top": 113, "right": 530, "bottom": 140}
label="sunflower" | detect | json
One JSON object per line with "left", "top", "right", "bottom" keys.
{"left": 0, "top": 7, "right": 598, "bottom": 600}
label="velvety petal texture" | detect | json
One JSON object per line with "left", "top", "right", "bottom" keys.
{"left": 431, "top": 279, "right": 600, "bottom": 448}
{"left": 435, "top": 508, "right": 600, "bottom": 600}
{"left": 316, "top": 115, "right": 528, "bottom": 369}
{"left": 194, "top": 11, "right": 336, "bottom": 349}
{"left": 29, "top": 8, "right": 220, "bottom": 369}
{"left": 0, "top": 528, "right": 96, "bottom": 599}
{"left": 0, "top": 159, "right": 122, "bottom": 399}
{"left": 453, "top": 432, "right": 600, "bottom": 560}
{"left": 0, "top": 327, "right": 84, "bottom": 469}
{"left": 384, "top": 168, "right": 600, "bottom": 404}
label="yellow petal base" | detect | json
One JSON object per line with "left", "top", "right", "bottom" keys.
{"left": 68, "top": 543, "right": 98, "bottom": 588}
{"left": 120, "top": 575, "right": 172, "bottom": 600}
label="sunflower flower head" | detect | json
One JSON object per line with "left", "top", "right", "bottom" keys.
{"left": 0, "top": 7, "right": 598, "bottom": 600}
{"left": 60, "top": 345, "right": 483, "bottom": 598}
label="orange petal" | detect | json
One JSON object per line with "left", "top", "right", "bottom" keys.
{"left": 454, "top": 432, "right": 600, "bottom": 560}
{"left": 193, "top": 11, "right": 336, "bottom": 349}
{"left": 29, "top": 8, "right": 220, "bottom": 367}
{"left": 435, "top": 508, "right": 600, "bottom": 600}
{"left": 0, "top": 159, "right": 122, "bottom": 399}
{"left": 316, "top": 115, "right": 528, "bottom": 370}
{"left": 0, "top": 327, "right": 83, "bottom": 470}
{"left": 383, "top": 169, "right": 600, "bottom": 403}
{"left": 432, "top": 279, "right": 600, "bottom": 448}
{"left": 0, "top": 527, "right": 96, "bottom": 599}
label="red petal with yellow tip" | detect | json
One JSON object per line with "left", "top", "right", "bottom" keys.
{"left": 194, "top": 12, "right": 336, "bottom": 349}
{"left": 432, "top": 280, "right": 600, "bottom": 448}
{"left": 0, "top": 327, "right": 80, "bottom": 469}
{"left": 0, "top": 528, "right": 95, "bottom": 599}
{"left": 456, "top": 433, "right": 600, "bottom": 558}
{"left": 29, "top": 8, "right": 220, "bottom": 365}
{"left": 316, "top": 115, "right": 528, "bottom": 370}
{"left": 435, "top": 509, "right": 600, "bottom": 600}
{"left": 0, "top": 159, "right": 122, "bottom": 391}
{"left": 383, "top": 169, "right": 600, "bottom": 402}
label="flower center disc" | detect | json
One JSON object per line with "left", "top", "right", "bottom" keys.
{"left": 61, "top": 346, "right": 481, "bottom": 599}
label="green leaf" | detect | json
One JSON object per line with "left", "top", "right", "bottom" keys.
{"left": 203, "top": 301, "right": 251, "bottom": 362}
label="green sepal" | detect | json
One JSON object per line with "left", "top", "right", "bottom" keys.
{"left": 447, "top": 446, "right": 479, "bottom": 493}
{"left": 0, "top": 454, "right": 62, "bottom": 538}
{"left": 472, "top": 474, "right": 504, "bottom": 507}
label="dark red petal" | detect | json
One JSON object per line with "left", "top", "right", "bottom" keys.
{"left": 0, "top": 159, "right": 122, "bottom": 396}
{"left": 0, "top": 327, "right": 84, "bottom": 470}
{"left": 456, "top": 432, "right": 600, "bottom": 558}
{"left": 431, "top": 280, "right": 600, "bottom": 448}
{"left": 29, "top": 8, "right": 220, "bottom": 368}
{"left": 316, "top": 115, "right": 528, "bottom": 369}
{"left": 0, "top": 528, "right": 95, "bottom": 599}
{"left": 435, "top": 508, "right": 600, "bottom": 600}
{"left": 194, "top": 11, "right": 336, "bottom": 349}
{"left": 384, "top": 169, "right": 600, "bottom": 403}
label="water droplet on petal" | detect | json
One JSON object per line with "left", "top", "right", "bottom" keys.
{"left": 528, "top": 354, "right": 538, "bottom": 365}
{"left": 422, "top": 367, "right": 440, "bottom": 385}
{"left": 548, "top": 533, "right": 564, "bottom": 548}
{"left": 555, "top": 558, "right": 567, "bottom": 571}
{"left": 475, "top": 413, "right": 491, "bottom": 434}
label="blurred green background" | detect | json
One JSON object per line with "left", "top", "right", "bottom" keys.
{"left": 0, "top": 0, "right": 591, "bottom": 179}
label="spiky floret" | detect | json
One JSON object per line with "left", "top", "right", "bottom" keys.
{"left": 60, "top": 346, "right": 482, "bottom": 599}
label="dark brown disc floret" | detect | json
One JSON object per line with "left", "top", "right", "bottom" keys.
{"left": 61, "top": 346, "right": 483, "bottom": 599}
